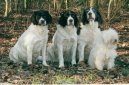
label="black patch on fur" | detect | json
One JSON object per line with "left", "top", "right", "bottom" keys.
{"left": 82, "top": 8, "right": 89, "bottom": 25}
{"left": 82, "top": 8, "right": 103, "bottom": 25}
{"left": 77, "top": 27, "right": 82, "bottom": 35}
{"left": 58, "top": 10, "right": 78, "bottom": 27}
{"left": 31, "top": 10, "right": 52, "bottom": 25}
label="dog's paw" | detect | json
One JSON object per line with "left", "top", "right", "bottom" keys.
{"left": 43, "top": 62, "right": 49, "bottom": 67}
{"left": 78, "top": 61, "right": 87, "bottom": 68}
{"left": 59, "top": 64, "right": 64, "bottom": 68}
{"left": 96, "top": 66, "right": 103, "bottom": 71}
{"left": 72, "top": 60, "right": 76, "bottom": 65}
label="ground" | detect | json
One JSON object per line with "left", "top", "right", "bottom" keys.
{"left": 0, "top": 11, "right": 129, "bottom": 84}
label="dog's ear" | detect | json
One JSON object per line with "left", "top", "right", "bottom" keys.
{"left": 73, "top": 12, "right": 78, "bottom": 27}
{"left": 31, "top": 11, "right": 38, "bottom": 25}
{"left": 58, "top": 11, "right": 64, "bottom": 18}
{"left": 82, "top": 9, "right": 89, "bottom": 25}
{"left": 58, "top": 11, "right": 67, "bottom": 27}
{"left": 46, "top": 11, "right": 52, "bottom": 24}
{"left": 96, "top": 9, "right": 103, "bottom": 24}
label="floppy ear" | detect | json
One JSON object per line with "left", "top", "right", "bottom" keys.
{"left": 73, "top": 13, "right": 78, "bottom": 27}
{"left": 58, "top": 11, "right": 64, "bottom": 18}
{"left": 31, "top": 12, "right": 38, "bottom": 25}
{"left": 82, "top": 9, "right": 89, "bottom": 25}
{"left": 96, "top": 9, "right": 103, "bottom": 24}
{"left": 58, "top": 11, "right": 67, "bottom": 27}
{"left": 46, "top": 11, "right": 52, "bottom": 24}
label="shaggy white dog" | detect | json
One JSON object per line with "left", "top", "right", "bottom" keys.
{"left": 9, "top": 10, "right": 52, "bottom": 66}
{"left": 88, "top": 28, "right": 119, "bottom": 70}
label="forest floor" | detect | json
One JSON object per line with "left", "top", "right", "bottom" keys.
{"left": 0, "top": 10, "right": 129, "bottom": 84}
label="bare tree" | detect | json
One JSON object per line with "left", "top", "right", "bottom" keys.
{"left": 9, "top": 0, "right": 12, "bottom": 12}
{"left": 24, "top": 0, "right": 27, "bottom": 9}
{"left": 4, "top": 0, "right": 8, "bottom": 17}
{"left": 65, "top": 0, "right": 68, "bottom": 9}
{"left": 90, "top": 0, "right": 94, "bottom": 7}
{"left": 107, "top": 0, "right": 113, "bottom": 20}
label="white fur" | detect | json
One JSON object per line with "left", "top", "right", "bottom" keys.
{"left": 67, "top": 16, "right": 74, "bottom": 25}
{"left": 77, "top": 22, "right": 101, "bottom": 62}
{"left": 87, "top": 8, "right": 96, "bottom": 24}
{"left": 47, "top": 24, "right": 77, "bottom": 68}
{"left": 88, "top": 28, "right": 118, "bottom": 70}
{"left": 9, "top": 23, "right": 49, "bottom": 66}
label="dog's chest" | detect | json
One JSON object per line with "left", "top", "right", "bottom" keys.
{"left": 83, "top": 28, "right": 96, "bottom": 40}
{"left": 63, "top": 28, "right": 76, "bottom": 49}
{"left": 105, "top": 49, "right": 117, "bottom": 58}
{"left": 33, "top": 31, "right": 48, "bottom": 51}
{"left": 63, "top": 38, "right": 74, "bottom": 50}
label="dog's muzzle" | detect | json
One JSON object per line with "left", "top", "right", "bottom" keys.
{"left": 69, "top": 19, "right": 74, "bottom": 25}
{"left": 41, "top": 20, "right": 46, "bottom": 24}
{"left": 88, "top": 12, "right": 94, "bottom": 21}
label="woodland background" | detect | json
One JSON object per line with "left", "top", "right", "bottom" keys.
{"left": 0, "top": 0, "right": 129, "bottom": 84}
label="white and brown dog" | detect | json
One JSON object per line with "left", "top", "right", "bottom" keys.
{"left": 88, "top": 28, "right": 119, "bottom": 70}
{"left": 47, "top": 10, "right": 78, "bottom": 68}
{"left": 77, "top": 7, "right": 103, "bottom": 63}
{"left": 9, "top": 10, "right": 52, "bottom": 66}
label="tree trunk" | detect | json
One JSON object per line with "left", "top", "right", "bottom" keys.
{"left": 53, "top": 0, "right": 56, "bottom": 10}
{"left": 107, "top": 0, "right": 113, "bottom": 20}
{"left": 90, "top": 0, "right": 94, "bottom": 7}
{"left": 65, "top": 0, "right": 68, "bottom": 10}
{"left": 14, "top": 0, "right": 18, "bottom": 11}
{"left": 4, "top": 0, "right": 8, "bottom": 17}
{"left": 24, "top": 0, "right": 27, "bottom": 9}
{"left": 9, "top": 0, "right": 12, "bottom": 12}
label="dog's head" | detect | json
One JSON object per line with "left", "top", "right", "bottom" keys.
{"left": 102, "top": 28, "right": 119, "bottom": 49}
{"left": 82, "top": 7, "right": 103, "bottom": 25}
{"left": 31, "top": 10, "right": 52, "bottom": 26}
{"left": 58, "top": 10, "right": 78, "bottom": 27}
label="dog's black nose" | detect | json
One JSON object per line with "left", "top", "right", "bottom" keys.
{"left": 41, "top": 20, "right": 45, "bottom": 23}
{"left": 69, "top": 19, "right": 73, "bottom": 22}
{"left": 88, "top": 12, "right": 92, "bottom": 16}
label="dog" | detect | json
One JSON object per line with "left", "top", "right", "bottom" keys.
{"left": 9, "top": 10, "right": 52, "bottom": 66}
{"left": 47, "top": 10, "right": 78, "bottom": 68}
{"left": 77, "top": 7, "right": 103, "bottom": 64}
{"left": 88, "top": 28, "right": 119, "bottom": 70}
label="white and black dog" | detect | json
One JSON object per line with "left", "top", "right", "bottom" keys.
{"left": 9, "top": 10, "right": 52, "bottom": 66}
{"left": 88, "top": 28, "right": 119, "bottom": 70}
{"left": 77, "top": 7, "right": 103, "bottom": 63}
{"left": 47, "top": 10, "right": 78, "bottom": 68}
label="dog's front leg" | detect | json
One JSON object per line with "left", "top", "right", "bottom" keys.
{"left": 95, "top": 60, "right": 104, "bottom": 71}
{"left": 78, "top": 42, "right": 86, "bottom": 63}
{"left": 57, "top": 44, "right": 64, "bottom": 68}
{"left": 42, "top": 37, "right": 49, "bottom": 66}
{"left": 27, "top": 46, "right": 33, "bottom": 65}
{"left": 107, "top": 58, "right": 115, "bottom": 70}
{"left": 71, "top": 39, "right": 77, "bottom": 65}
